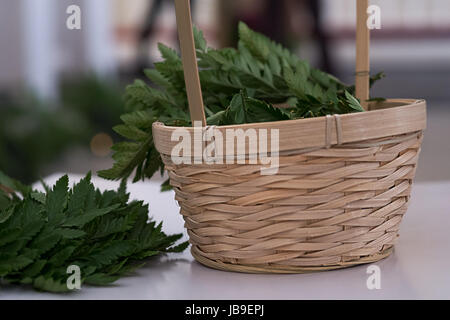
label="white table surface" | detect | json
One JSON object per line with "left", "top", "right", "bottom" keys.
{"left": 1, "top": 173, "right": 449, "bottom": 300}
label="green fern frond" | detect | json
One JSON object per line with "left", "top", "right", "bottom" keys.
{"left": 0, "top": 171, "right": 188, "bottom": 292}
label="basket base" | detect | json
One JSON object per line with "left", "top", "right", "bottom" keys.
{"left": 191, "top": 246, "right": 394, "bottom": 274}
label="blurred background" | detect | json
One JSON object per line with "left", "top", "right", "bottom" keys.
{"left": 0, "top": 0, "right": 448, "bottom": 184}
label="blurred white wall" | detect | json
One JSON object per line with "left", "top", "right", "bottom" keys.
{"left": 1, "top": 0, "right": 449, "bottom": 100}
{"left": 0, "top": 1, "right": 24, "bottom": 91}
{"left": 321, "top": 0, "right": 450, "bottom": 69}
{"left": 22, "top": 0, "right": 58, "bottom": 100}
{"left": 323, "top": 0, "right": 450, "bottom": 29}
{"left": 0, "top": 0, "right": 117, "bottom": 100}
{"left": 112, "top": 0, "right": 219, "bottom": 67}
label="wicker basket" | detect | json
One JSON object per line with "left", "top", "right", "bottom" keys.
{"left": 152, "top": 0, "right": 427, "bottom": 273}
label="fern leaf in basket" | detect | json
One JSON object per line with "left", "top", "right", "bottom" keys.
{"left": 99, "top": 22, "right": 385, "bottom": 183}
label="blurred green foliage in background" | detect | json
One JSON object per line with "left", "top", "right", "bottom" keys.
{"left": 0, "top": 76, "right": 125, "bottom": 183}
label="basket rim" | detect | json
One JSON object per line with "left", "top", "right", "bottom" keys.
{"left": 153, "top": 98, "right": 426, "bottom": 156}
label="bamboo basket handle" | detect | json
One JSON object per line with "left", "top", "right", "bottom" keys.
{"left": 174, "top": 0, "right": 206, "bottom": 126}
{"left": 356, "top": 0, "right": 371, "bottom": 110}
{"left": 174, "top": 0, "right": 371, "bottom": 124}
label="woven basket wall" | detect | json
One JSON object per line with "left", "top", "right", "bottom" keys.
{"left": 153, "top": 99, "right": 427, "bottom": 273}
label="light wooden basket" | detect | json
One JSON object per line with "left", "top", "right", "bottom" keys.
{"left": 152, "top": 0, "right": 427, "bottom": 273}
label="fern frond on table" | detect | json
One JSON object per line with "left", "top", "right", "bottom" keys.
{"left": 0, "top": 172, "right": 188, "bottom": 292}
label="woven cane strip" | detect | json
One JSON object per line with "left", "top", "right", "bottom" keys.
{"left": 161, "top": 132, "right": 423, "bottom": 272}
